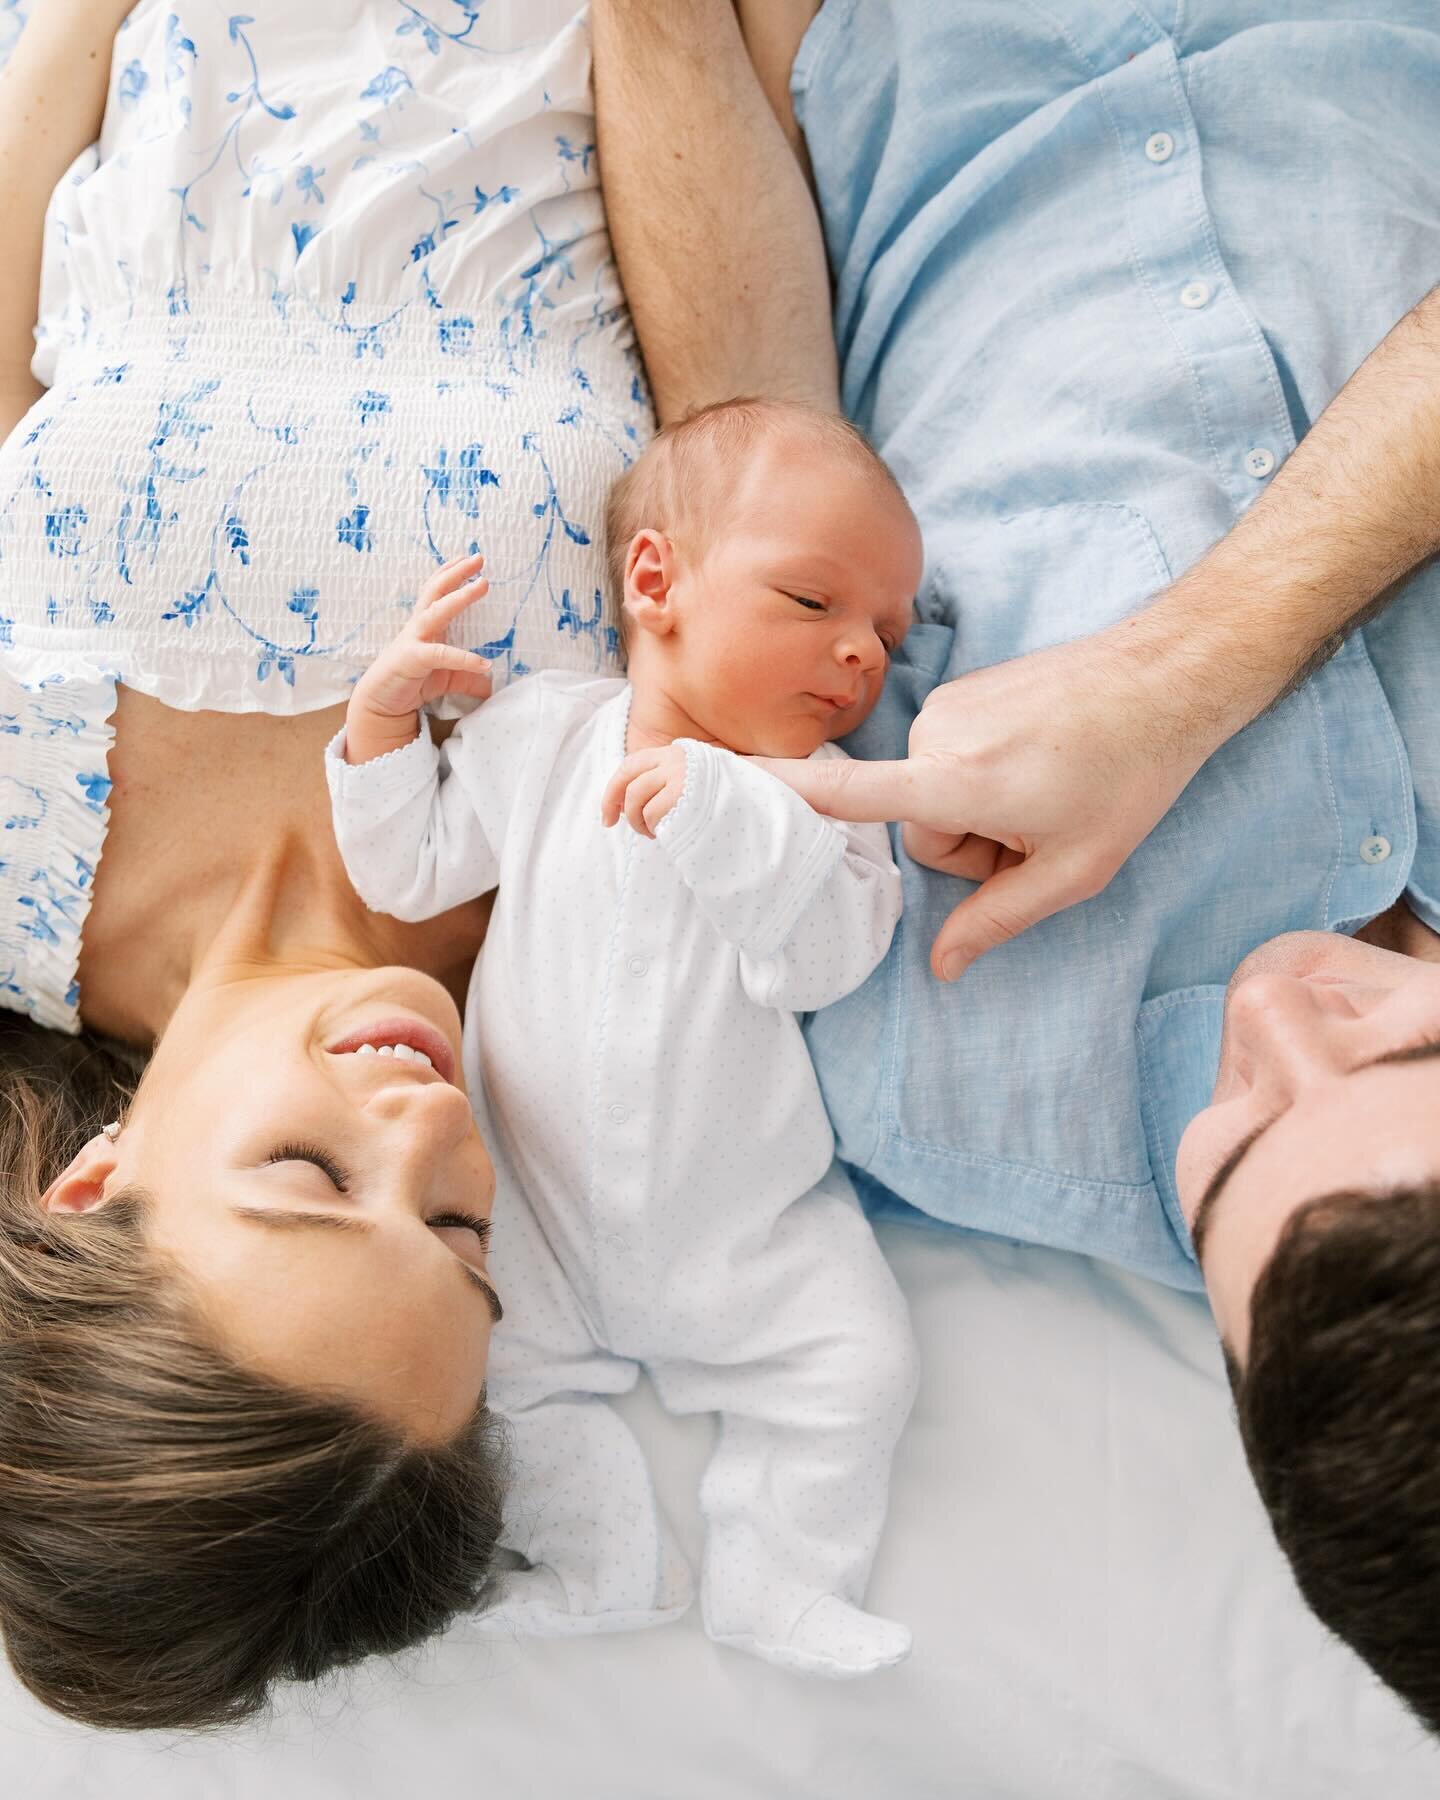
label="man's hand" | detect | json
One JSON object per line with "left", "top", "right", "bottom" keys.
{"left": 754, "top": 619, "right": 1226, "bottom": 982}
{"left": 602, "top": 745, "right": 689, "bottom": 838}
{"left": 344, "top": 552, "right": 493, "bottom": 765}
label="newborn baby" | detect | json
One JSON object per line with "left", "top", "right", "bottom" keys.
{"left": 326, "top": 398, "right": 925, "bottom": 1678}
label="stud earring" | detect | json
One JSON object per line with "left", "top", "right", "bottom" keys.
{"left": 102, "top": 1121, "right": 121, "bottom": 1142}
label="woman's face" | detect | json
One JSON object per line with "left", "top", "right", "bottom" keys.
{"left": 1175, "top": 931, "right": 1440, "bottom": 1360}
{"left": 50, "top": 964, "right": 500, "bottom": 1445}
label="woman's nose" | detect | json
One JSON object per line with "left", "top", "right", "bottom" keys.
{"left": 366, "top": 1073, "right": 476, "bottom": 1148}
{"left": 1224, "top": 972, "right": 1351, "bottom": 1096}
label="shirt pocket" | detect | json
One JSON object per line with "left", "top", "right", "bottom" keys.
{"left": 1134, "top": 985, "right": 1226, "bottom": 1271}
{"left": 927, "top": 500, "right": 1173, "bottom": 675}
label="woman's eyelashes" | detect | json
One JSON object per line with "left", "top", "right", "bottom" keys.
{"left": 427, "top": 1210, "right": 492, "bottom": 1249}
{"left": 266, "top": 1141, "right": 350, "bottom": 1190}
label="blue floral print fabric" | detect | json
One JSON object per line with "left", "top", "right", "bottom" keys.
{"left": 0, "top": 0, "right": 652, "bottom": 1031}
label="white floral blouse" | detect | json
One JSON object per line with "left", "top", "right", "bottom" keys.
{"left": 0, "top": 0, "right": 651, "bottom": 1031}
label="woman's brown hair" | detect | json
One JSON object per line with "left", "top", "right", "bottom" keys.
{"left": 0, "top": 1012, "right": 508, "bottom": 1733}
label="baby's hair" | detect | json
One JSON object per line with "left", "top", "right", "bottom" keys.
{"left": 604, "top": 397, "right": 909, "bottom": 654}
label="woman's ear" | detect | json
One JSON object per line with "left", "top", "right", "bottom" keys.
{"left": 41, "top": 1134, "right": 122, "bottom": 1214}
{"left": 623, "top": 529, "right": 678, "bottom": 640}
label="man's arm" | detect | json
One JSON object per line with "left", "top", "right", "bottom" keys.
{"left": 591, "top": 0, "right": 837, "bottom": 422}
{"left": 757, "top": 283, "right": 1440, "bottom": 979}
{"left": 0, "top": 0, "right": 133, "bottom": 442}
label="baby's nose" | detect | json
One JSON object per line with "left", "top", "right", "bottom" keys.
{"left": 839, "top": 631, "right": 884, "bottom": 669}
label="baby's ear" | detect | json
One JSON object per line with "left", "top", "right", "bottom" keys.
{"left": 623, "top": 529, "right": 677, "bottom": 638}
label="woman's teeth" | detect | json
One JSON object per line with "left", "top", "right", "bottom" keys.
{"left": 350, "top": 1043, "right": 434, "bottom": 1069}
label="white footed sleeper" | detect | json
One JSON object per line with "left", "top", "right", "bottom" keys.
{"left": 326, "top": 671, "right": 919, "bottom": 1677}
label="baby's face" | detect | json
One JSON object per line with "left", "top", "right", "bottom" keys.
{"left": 661, "top": 442, "right": 922, "bottom": 757}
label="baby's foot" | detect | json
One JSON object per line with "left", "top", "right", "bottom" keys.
{"left": 712, "top": 1595, "right": 912, "bottom": 1679}
{"left": 473, "top": 1537, "right": 694, "bottom": 1638}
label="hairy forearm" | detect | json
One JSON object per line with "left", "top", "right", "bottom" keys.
{"left": 1127, "top": 284, "right": 1440, "bottom": 750}
{"left": 0, "top": 0, "right": 131, "bottom": 433}
{"left": 591, "top": 0, "right": 837, "bottom": 422}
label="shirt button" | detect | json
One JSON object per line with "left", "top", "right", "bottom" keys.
{"left": 1360, "top": 835, "right": 1392, "bottom": 865}
{"left": 1144, "top": 131, "right": 1175, "bottom": 163}
{"left": 1179, "top": 279, "right": 1212, "bottom": 309}
{"left": 1244, "top": 447, "right": 1276, "bottom": 478}
{"left": 627, "top": 955, "right": 650, "bottom": 976}
{"left": 608, "top": 1102, "right": 630, "bottom": 1124}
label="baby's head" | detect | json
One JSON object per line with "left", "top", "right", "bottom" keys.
{"left": 605, "top": 398, "right": 922, "bottom": 757}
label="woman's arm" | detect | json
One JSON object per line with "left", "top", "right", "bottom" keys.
{"left": 591, "top": 0, "right": 837, "bottom": 423}
{"left": 0, "top": 0, "right": 133, "bottom": 442}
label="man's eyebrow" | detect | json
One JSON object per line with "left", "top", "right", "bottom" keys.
{"left": 1188, "top": 1033, "right": 1440, "bottom": 1265}
{"left": 230, "top": 1205, "right": 503, "bottom": 1322}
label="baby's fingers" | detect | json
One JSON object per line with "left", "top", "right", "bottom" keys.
{"left": 414, "top": 641, "right": 492, "bottom": 691}
{"left": 414, "top": 570, "right": 490, "bottom": 640}
{"left": 641, "top": 782, "right": 680, "bottom": 834}
{"left": 601, "top": 751, "right": 658, "bottom": 827}
{"left": 417, "top": 550, "right": 486, "bottom": 610}
{"left": 621, "top": 768, "right": 668, "bottom": 837}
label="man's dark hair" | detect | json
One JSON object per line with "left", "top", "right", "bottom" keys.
{"left": 1230, "top": 1184, "right": 1440, "bottom": 1735}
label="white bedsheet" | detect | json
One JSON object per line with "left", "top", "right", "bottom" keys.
{"left": 4, "top": 1214, "right": 1438, "bottom": 1799}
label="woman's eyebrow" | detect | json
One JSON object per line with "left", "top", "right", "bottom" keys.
{"left": 231, "top": 1204, "right": 371, "bottom": 1234}
{"left": 230, "top": 1206, "right": 503, "bottom": 1322}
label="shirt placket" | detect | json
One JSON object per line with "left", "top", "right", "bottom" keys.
{"left": 1100, "top": 38, "right": 1413, "bottom": 932}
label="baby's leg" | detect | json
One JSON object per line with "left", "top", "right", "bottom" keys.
{"left": 477, "top": 1393, "right": 693, "bottom": 1637}
{"left": 649, "top": 1168, "right": 919, "bottom": 1678}
{"left": 476, "top": 1152, "right": 692, "bottom": 1637}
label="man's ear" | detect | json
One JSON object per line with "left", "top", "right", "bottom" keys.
{"left": 623, "top": 529, "right": 678, "bottom": 641}
{"left": 41, "top": 1134, "right": 122, "bottom": 1214}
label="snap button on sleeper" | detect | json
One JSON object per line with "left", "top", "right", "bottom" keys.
{"left": 1360, "top": 835, "right": 1392, "bottom": 865}
{"left": 608, "top": 1102, "right": 630, "bottom": 1124}
{"left": 1244, "top": 446, "right": 1276, "bottom": 478}
{"left": 1144, "top": 131, "right": 1175, "bottom": 163}
{"left": 1179, "top": 280, "right": 1212, "bottom": 309}
{"left": 627, "top": 956, "right": 650, "bottom": 976}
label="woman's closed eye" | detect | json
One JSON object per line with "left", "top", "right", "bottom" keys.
{"left": 266, "top": 1141, "right": 350, "bottom": 1189}
{"left": 427, "top": 1210, "right": 491, "bottom": 1253}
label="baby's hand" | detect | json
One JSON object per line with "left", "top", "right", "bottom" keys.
{"left": 345, "top": 552, "right": 493, "bottom": 764}
{"left": 601, "top": 744, "right": 688, "bottom": 838}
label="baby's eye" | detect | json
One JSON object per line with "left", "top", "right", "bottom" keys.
{"left": 788, "top": 594, "right": 826, "bottom": 613}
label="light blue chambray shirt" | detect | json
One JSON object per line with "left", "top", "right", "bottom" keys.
{"left": 794, "top": 0, "right": 1440, "bottom": 1290}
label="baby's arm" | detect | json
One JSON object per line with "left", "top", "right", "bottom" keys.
{"left": 628, "top": 740, "right": 901, "bottom": 1010}
{"left": 325, "top": 721, "right": 504, "bottom": 922}
{"left": 326, "top": 555, "right": 518, "bottom": 920}
{"left": 343, "top": 552, "right": 494, "bottom": 765}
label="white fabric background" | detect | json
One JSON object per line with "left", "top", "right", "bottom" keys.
{"left": 5, "top": 1216, "right": 1438, "bottom": 1799}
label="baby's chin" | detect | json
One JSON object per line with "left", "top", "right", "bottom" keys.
{"left": 742, "top": 718, "right": 834, "bottom": 758}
